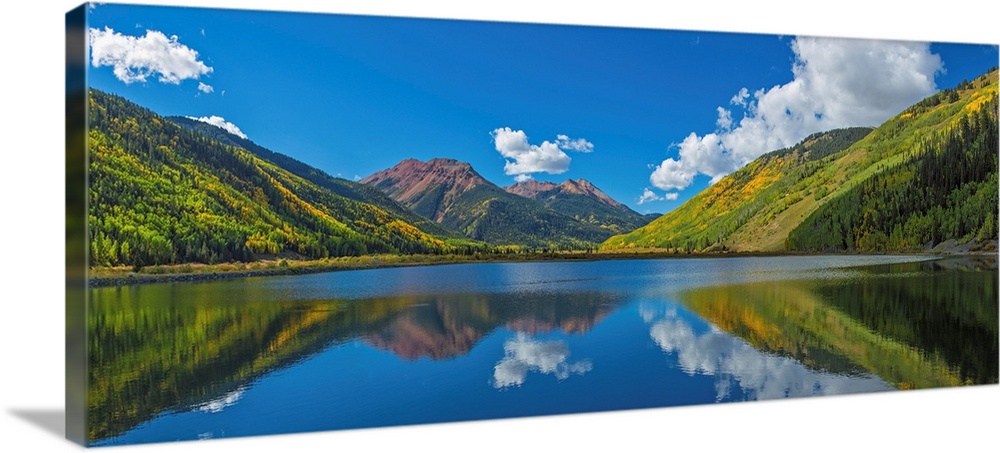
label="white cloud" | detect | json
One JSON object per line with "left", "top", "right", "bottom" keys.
{"left": 89, "top": 27, "right": 213, "bottom": 85}
{"left": 650, "top": 155, "right": 696, "bottom": 191}
{"left": 491, "top": 127, "right": 594, "bottom": 180}
{"left": 650, "top": 37, "right": 942, "bottom": 191}
{"left": 638, "top": 188, "right": 664, "bottom": 204}
{"left": 514, "top": 174, "right": 533, "bottom": 183}
{"left": 187, "top": 115, "right": 248, "bottom": 139}
{"left": 715, "top": 106, "right": 733, "bottom": 130}
{"left": 198, "top": 82, "right": 214, "bottom": 93}
{"left": 555, "top": 134, "right": 595, "bottom": 153}
{"left": 493, "top": 333, "right": 592, "bottom": 388}
{"left": 731, "top": 87, "right": 750, "bottom": 108}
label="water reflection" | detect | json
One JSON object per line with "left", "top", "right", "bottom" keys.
{"left": 645, "top": 312, "right": 891, "bottom": 401}
{"left": 87, "top": 255, "right": 997, "bottom": 445}
{"left": 195, "top": 387, "right": 245, "bottom": 413}
{"left": 493, "top": 333, "right": 593, "bottom": 388}
{"left": 364, "top": 292, "right": 621, "bottom": 360}
{"left": 677, "top": 258, "right": 998, "bottom": 389}
{"left": 88, "top": 285, "right": 623, "bottom": 443}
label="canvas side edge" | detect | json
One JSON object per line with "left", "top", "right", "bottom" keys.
{"left": 66, "top": 3, "right": 89, "bottom": 446}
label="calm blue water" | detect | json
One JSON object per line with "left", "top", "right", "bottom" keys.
{"left": 88, "top": 255, "right": 998, "bottom": 445}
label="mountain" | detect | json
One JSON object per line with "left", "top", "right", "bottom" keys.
{"left": 601, "top": 127, "right": 875, "bottom": 251}
{"left": 166, "top": 116, "right": 460, "bottom": 240}
{"left": 786, "top": 77, "right": 998, "bottom": 251}
{"left": 360, "top": 158, "right": 489, "bottom": 222}
{"left": 504, "top": 178, "right": 658, "bottom": 234}
{"left": 603, "top": 68, "right": 999, "bottom": 253}
{"left": 362, "top": 158, "right": 612, "bottom": 247}
{"left": 87, "top": 90, "right": 478, "bottom": 269}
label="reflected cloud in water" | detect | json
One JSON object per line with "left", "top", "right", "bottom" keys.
{"left": 194, "top": 387, "right": 245, "bottom": 413}
{"left": 493, "top": 333, "right": 592, "bottom": 388}
{"left": 646, "top": 313, "right": 892, "bottom": 401}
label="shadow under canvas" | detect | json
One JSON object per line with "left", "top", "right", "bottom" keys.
{"left": 10, "top": 409, "right": 66, "bottom": 439}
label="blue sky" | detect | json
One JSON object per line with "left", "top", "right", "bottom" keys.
{"left": 85, "top": 3, "right": 998, "bottom": 214}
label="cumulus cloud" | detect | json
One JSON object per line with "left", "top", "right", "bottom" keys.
{"left": 646, "top": 312, "right": 890, "bottom": 401}
{"left": 650, "top": 37, "right": 942, "bottom": 191}
{"left": 187, "top": 115, "right": 248, "bottom": 139}
{"left": 197, "top": 82, "right": 214, "bottom": 93}
{"left": 493, "top": 333, "right": 592, "bottom": 388}
{"left": 715, "top": 107, "right": 733, "bottom": 130}
{"left": 638, "top": 188, "right": 664, "bottom": 205}
{"left": 492, "top": 127, "right": 594, "bottom": 180}
{"left": 89, "top": 26, "right": 213, "bottom": 85}
{"left": 555, "top": 134, "right": 595, "bottom": 153}
{"left": 730, "top": 87, "right": 750, "bottom": 108}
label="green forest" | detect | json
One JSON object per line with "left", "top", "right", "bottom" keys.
{"left": 787, "top": 97, "right": 998, "bottom": 251}
{"left": 603, "top": 68, "right": 999, "bottom": 254}
{"left": 87, "top": 90, "right": 481, "bottom": 269}
{"left": 87, "top": 68, "right": 1000, "bottom": 272}
{"left": 433, "top": 184, "right": 612, "bottom": 249}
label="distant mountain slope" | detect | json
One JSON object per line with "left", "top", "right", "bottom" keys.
{"left": 362, "top": 159, "right": 611, "bottom": 247}
{"left": 786, "top": 79, "right": 998, "bottom": 251}
{"left": 601, "top": 127, "right": 874, "bottom": 251}
{"left": 167, "top": 116, "right": 460, "bottom": 240}
{"left": 504, "top": 179, "right": 657, "bottom": 234}
{"left": 603, "top": 68, "right": 999, "bottom": 252}
{"left": 87, "top": 90, "right": 472, "bottom": 268}
{"left": 361, "top": 158, "right": 489, "bottom": 222}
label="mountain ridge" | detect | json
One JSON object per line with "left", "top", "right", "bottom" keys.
{"left": 166, "top": 116, "right": 462, "bottom": 240}
{"left": 505, "top": 178, "right": 622, "bottom": 208}
{"left": 360, "top": 157, "right": 489, "bottom": 222}
{"left": 362, "top": 158, "right": 619, "bottom": 247}
{"left": 87, "top": 90, "right": 481, "bottom": 269}
{"left": 504, "top": 178, "right": 656, "bottom": 234}
{"left": 602, "top": 68, "right": 999, "bottom": 252}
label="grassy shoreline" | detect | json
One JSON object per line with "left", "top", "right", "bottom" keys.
{"left": 86, "top": 249, "right": 978, "bottom": 288}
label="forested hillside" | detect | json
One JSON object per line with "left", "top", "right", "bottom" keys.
{"left": 603, "top": 68, "right": 999, "bottom": 253}
{"left": 166, "top": 116, "right": 458, "bottom": 240}
{"left": 601, "top": 127, "right": 873, "bottom": 251}
{"left": 786, "top": 94, "right": 998, "bottom": 251}
{"left": 87, "top": 90, "right": 474, "bottom": 269}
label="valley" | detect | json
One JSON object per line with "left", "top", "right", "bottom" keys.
{"left": 87, "top": 68, "right": 998, "bottom": 282}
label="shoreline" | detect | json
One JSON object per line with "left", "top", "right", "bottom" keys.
{"left": 86, "top": 250, "right": 994, "bottom": 288}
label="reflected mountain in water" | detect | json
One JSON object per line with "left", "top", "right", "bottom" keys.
{"left": 89, "top": 285, "right": 624, "bottom": 443}
{"left": 365, "top": 292, "right": 622, "bottom": 360}
{"left": 87, "top": 286, "right": 413, "bottom": 442}
{"left": 88, "top": 255, "right": 997, "bottom": 445}
{"left": 642, "top": 308, "right": 892, "bottom": 401}
{"left": 677, "top": 257, "right": 998, "bottom": 389}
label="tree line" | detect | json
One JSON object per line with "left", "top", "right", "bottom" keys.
{"left": 786, "top": 96, "right": 998, "bottom": 251}
{"left": 87, "top": 91, "right": 478, "bottom": 269}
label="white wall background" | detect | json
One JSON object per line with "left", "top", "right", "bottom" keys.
{"left": 1, "top": 1, "right": 997, "bottom": 452}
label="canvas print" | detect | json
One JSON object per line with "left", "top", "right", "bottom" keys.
{"left": 66, "top": 2, "right": 999, "bottom": 447}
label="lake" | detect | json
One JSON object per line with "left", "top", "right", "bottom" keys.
{"left": 87, "top": 255, "right": 998, "bottom": 445}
